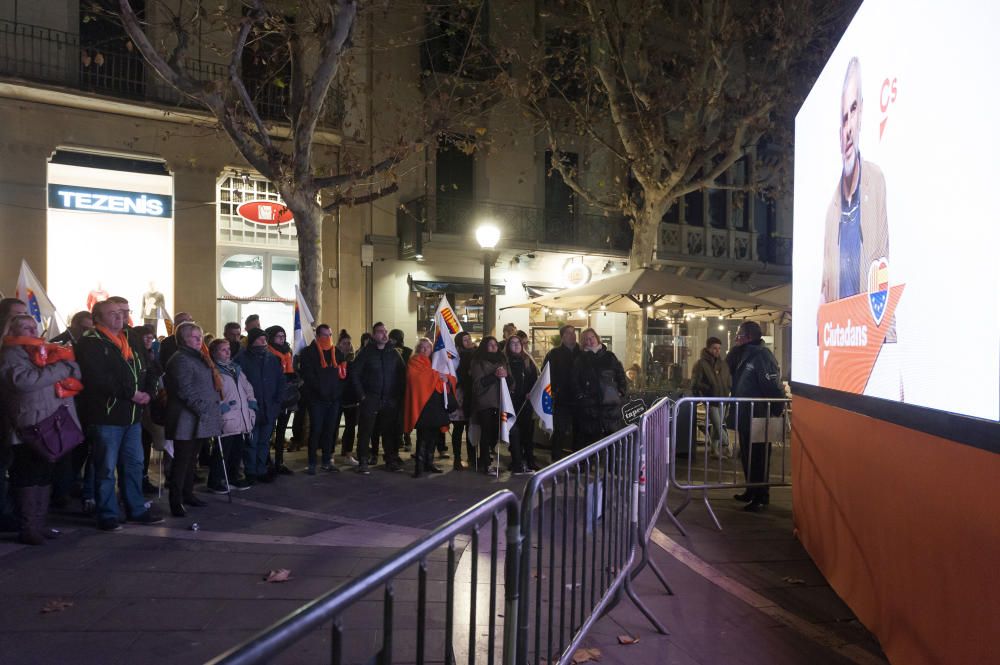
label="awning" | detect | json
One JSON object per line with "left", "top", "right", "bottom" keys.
{"left": 523, "top": 282, "right": 563, "bottom": 299}
{"left": 407, "top": 275, "right": 505, "bottom": 295}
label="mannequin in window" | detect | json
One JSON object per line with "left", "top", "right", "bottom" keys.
{"left": 86, "top": 281, "right": 108, "bottom": 312}
{"left": 142, "top": 281, "right": 166, "bottom": 327}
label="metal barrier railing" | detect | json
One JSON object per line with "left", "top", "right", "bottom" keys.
{"left": 207, "top": 490, "right": 521, "bottom": 665}
{"left": 630, "top": 397, "right": 680, "bottom": 594}
{"left": 516, "top": 424, "right": 666, "bottom": 665}
{"left": 670, "top": 396, "right": 792, "bottom": 531}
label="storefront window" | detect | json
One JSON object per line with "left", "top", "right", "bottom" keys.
{"left": 220, "top": 254, "right": 264, "bottom": 298}
{"left": 271, "top": 256, "right": 299, "bottom": 299}
{"left": 217, "top": 172, "right": 297, "bottom": 249}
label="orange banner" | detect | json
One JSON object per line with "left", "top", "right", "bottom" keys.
{"left": 817, "top": 285, "right": 904, "bottom": 393}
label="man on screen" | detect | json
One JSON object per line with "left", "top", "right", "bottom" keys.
{"left": 821, "top": 56, "right": 889, "bottom": 304}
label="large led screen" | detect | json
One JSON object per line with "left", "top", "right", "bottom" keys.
{"left": 792, "top": 0, "right": 1000, "bottom": 421}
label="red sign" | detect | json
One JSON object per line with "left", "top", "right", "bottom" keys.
{"left": 237, "top": 200, "right": 294, "bottom": 225}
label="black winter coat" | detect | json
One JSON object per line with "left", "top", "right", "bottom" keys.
{"left": 75, "top": 329, "right": 147, "bottom": 427}
{"left": 506, "top": 354, "right": 538, "bottom": 411}
{"left": 299, "top": 343, "right": 347, "bottom": 404}
{"left": 234, "top": 348, "right": 285, "bottom": 423}
{"left": 727, "top": 340, "right": 784, "bottom": 419}
{"left": 542, "top": 343, "right": 580, "bottom": 406}
{"left": 572, "top": 346, "right": 627, "bottom": 440}
{"left": 351, "top": 344, "right": 406, "bottom": 409}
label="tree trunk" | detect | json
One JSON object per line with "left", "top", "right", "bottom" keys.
{"left": 629, "top": 207, "right": 661, "bottom": 269}
{"left": 285, "top": 195, "right": 324, "bottom": 321}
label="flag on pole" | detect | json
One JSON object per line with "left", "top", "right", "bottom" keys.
{"left": 431, "top": 294, "right": 463, "bottom": 377}
{"left": 499, "top": 376, "right": 517, "bottom": 445}
{"left": 14, "top": 260, "right": 63, "bottom": 340}
{"left": 293, "top": 284, "right": 315, "bottom": 355}
{"left": 528, "top": 361, "right": 555, "bottom": 435}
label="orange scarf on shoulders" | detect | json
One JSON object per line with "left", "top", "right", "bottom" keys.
{"left": 268, "top": 345, "right": 293, "bottom": 374}
{"left": 404, "top": 354, "right": 456, "bottom": 434}
{"left": 95, "top": 325, "right": 133, "bottom": 361}
{"left": 1, "top": 336, "right": 83, "bottom": 397}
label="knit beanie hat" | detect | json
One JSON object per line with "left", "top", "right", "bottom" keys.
{"left": 247, "top": 328, "right": 268, "bottom": 347}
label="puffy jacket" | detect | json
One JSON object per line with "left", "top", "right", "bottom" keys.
{"left": 542, "top": 343, "right": 580, "bottom": 406}
{"left": 350, "top": 343, "right": 406, "bottom": 409}
{"left": 234, "top": 347, "right": 285, "bottom": 423}
{"left": 216, "top": 362, "right": 256, "bottom": 436}
{"left": 0, "top": 345, "right": 83, "bottom": 441}
{"left": 690, "top": 349, "right": 732, "bottom": 397}
{"left": 75, "top": 329, "right": 146, "bottom": 427}
{"left": 299, "top": 342, "right": 347, "bottom": 404}
{"left": 164, "top": 346, "right": 222, "bottom": 440}
{"left": 470, "top": 354, "right": 510, "bottom": 413}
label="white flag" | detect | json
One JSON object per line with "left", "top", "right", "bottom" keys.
{"left": 431, "top": 294, "right": 463, "bottom": 377}
{"left": 293, "top": 284, "right": 315, "bottom": 355}
{"left": 14, "top": 260, "right": 63, "bottom": 340}
{"left": 528, "top": 361, "right": 555, "bottom": 435}
{"left": 499, "top": 376, "right": 517, "bottom": 445}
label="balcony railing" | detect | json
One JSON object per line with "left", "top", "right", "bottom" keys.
{"left": 0, "top": 19, "right": 342, "bottom": 126}
{"left": 405, "top": 195, "right": 633, "bottom": 254}
{"left": 657, "top": 223, "right": 791, "bottom": 267}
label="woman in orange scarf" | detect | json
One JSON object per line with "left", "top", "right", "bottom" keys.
{"left": 404, "top": 338, "right": 456, "bottom": 478}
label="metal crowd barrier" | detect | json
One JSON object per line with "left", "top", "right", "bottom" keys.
{"left": 670, "top": 396, "right": 792, "bottom": 531}
{"left": 630, "top": 397, "right": 680, "bottom": 594}
{"left": 516, "top": 424, "right": 666, "bottom": 665}
{"left": 207, "top": 490, "right": 521, "bottom": 665}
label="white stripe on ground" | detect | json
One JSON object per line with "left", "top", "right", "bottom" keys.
{"left": 231, "top": 497, "right": 430, "bottom": 538}
{"left": 650, "top": 529, "right": 885, "bottom": 665}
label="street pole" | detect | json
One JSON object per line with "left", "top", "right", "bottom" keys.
{"left": 483, "top": 250, "right": 493, "bottom": 337}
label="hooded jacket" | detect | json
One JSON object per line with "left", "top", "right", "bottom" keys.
{"left": 690, "top": 348, "right": 732, "bottom": 398}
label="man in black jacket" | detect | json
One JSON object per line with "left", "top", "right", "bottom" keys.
{"left": 351, "top": 322, "right": 406, "bottom": 474}
{"left": 76, "top": 300, "right": 164, "bottom": 530}
{"left": 726, "top": 321, "right": 785, "bottom": 512}
{"left": 542, "top": 324, "right": 580, "bottom": 459}
{"left": 299, "top": 324, "right": 346, "bottom": 474}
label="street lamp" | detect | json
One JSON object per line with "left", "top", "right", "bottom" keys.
{"left": 476, "top": 222, "right": 501, "bottom": 337}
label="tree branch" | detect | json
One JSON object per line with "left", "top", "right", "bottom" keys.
{"left": 229, "top": 14, "right": 276, "bottom": 156}
{"left": 118, "top": 0, "right": 208, "bottom": 100}
{"left": 314, "top": 155, "right": 398, "bottom": 189}
{"left": 544, "top": 126, "right": 620, "bottom": 214}
{"left": 322, "top": 182, "right": 399, "bottom": 212}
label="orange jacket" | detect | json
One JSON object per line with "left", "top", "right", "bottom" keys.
{"left": 404, "top": 354, "right": 456, "bottom": 434}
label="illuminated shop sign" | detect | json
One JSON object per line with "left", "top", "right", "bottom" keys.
{"left": 48, "top": 184, "right": 172, "bottom": 218}
{"left": 237, "top": 200, "right": 294, "bottom": 226}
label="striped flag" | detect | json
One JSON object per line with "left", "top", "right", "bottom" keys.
{"left": 14, "top": 260, "right": 63, "bottom": 340}
{"left": 499, "top": 376, "right": 516, "bottom": 445}
{"left": 293, "top": 284, "right": 315, "bottom": 355}
{"left": 431, "top": 294, "right": 463, "bottom": 377}
{"left": 528, "top": 361, "right": 554, "bottom": 435}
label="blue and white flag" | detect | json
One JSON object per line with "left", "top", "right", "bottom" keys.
{"left": 293, "top": 284, "right": 315, "bottom": 355}
{"left": 14, "top": 260, "right": 63, "bottom": 340}
{"left": 527, "top": 361, "right": 554, "bottom": 435}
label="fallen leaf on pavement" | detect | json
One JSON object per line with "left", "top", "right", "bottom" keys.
{"left": 41, "top": 599, "right": 74, "bottom": 614}
{"left": 264, "top": 569, "right": 292, "bottom": 583}
{"left": 782, "top": 577, "right": 806, "bottom": 585}
{"left": 617, "top": 634, "right": 640, "bottom": 645}
{"left": 571, "top": 647, "right": 601, "bottom": 663}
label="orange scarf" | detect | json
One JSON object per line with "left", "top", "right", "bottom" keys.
{"left": 268, "top": 345, "right": 293, "bottom": 373}
{"left": 1, "top": 336, "right": 83, "bottom": 397}
{"left": 200, "top": 342, "right": 224, "bottom": 395}
{"left": 95, "top": 325, "right": 133, "bottom": 361}
{"left": 316, "top": 337, "right": 333, "bottom": 368}
{"left": 404, "top": 354, "right": 456, "bottom": 434}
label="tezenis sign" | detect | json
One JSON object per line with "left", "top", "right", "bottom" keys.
{"left": 48, "top": 184, "right": 172, "bottom": 217}
{"left": 237, "top": 200, "right": 294, "bottom": 226}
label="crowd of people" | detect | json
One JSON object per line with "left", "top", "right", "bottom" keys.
{"left": 0, "top": 295, "right": 634, "bottom": 545}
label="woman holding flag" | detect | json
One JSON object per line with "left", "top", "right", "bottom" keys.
{"left": 404, "top": 338, "right": 455, "bottom": 478}
{"left": 470, "top": 336, "right": 510, "bottom": 474}
{"left": 504, "top": 334, "right": 538, "bottom": 473}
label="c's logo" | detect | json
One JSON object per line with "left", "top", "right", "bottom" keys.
{"left": 879, "top": 77, "right": 898, "bottom": 140}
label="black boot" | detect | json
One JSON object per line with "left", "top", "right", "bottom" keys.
{"left": 425, "top": 442, "right": 442, "bottom": 473}
{"left": 169, "top": 493, "right": 186, "bottom": 518}
{"left": 412, "top": 438, "right": 424, "bottom": 478}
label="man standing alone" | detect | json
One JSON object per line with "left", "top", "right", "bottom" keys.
{"left": 691, "top": 337, "right": 732, "bottom": 458}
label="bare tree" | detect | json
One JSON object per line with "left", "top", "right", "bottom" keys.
{"left": 495, "top": 0, "right": 856, "bottom": 268}
{"left": 116, "top": 0, "right": 403, "bottom": 317}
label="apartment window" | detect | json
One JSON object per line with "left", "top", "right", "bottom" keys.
{"left": 423, "top": 1, "right": 492, "bottom": 79}
{"left": 543, "top": 28, "right": 587, "bottom": 101}
{"left": 240, "top": 10, "right": 292, "bottom": 122}
{"left": 544, "top": 150, "right": 578, "bottom": 242}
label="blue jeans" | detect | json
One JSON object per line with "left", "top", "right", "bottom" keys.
{"left": 91, "top": 423, "right": 146, "bottom": 522}
{"left": 244, "top": 419, "right": 275, "bottom": 478}
{"left": 308, "top": 401, "right": 341, "bottom": 468}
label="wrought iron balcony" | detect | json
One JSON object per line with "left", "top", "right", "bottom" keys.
{"left": 657, "top": 223, "right": 791, "bottom": 268}
{"left": 0, "top": 19, "right": 342, "bottom": 126}
{"left": 403, "top": 195, "right": 632, "bottom": 254}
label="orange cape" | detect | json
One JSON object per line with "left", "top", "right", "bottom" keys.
{"left": 404, "top": 355, "right": 456, "bottom": 434}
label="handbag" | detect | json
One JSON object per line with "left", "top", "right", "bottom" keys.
{"left": 18, "top": 404, "right": 85, "bottom": 463}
